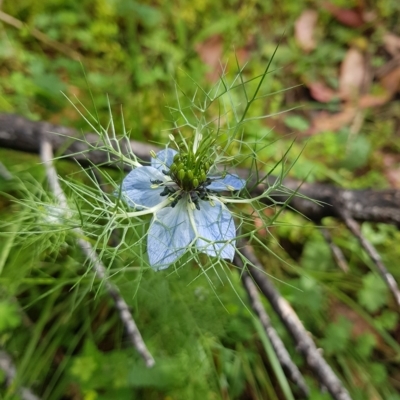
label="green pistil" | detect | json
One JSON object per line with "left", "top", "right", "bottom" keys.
{"left": 170, "top": 151, "right": 211, "bottom": 191}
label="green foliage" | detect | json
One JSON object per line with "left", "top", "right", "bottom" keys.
{"left": 319, "top": 317, "right": 352, "bottom": 355}
{"left": 284, "top": 115, "right": 310, "bottom": 132}
{"left": 0, "top": 0, "right": 400, "bottom": 399}
{"left": 0, "top": 301, "right": 21, "bottom": 332}
{"left": 358, "top": 273, "right": 388, "bottom": 312}
{"left": 301, "top": 233, "right": 335, "bottom": 271}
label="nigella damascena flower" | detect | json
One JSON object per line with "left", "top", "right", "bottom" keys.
{"left": 120, "top": 148, "right": 246, "bottom": 270}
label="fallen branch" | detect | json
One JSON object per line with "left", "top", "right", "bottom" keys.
{"left": 1, "top": 113, "right": 400, "bottom": 226}
{"left": 39, "top": 138, "right": 155, "bottom": 368}
{"left": 339, "top": 209, "right": 400, "bottom": 308}
{"left": 240, "top": 270, "right": 309, "bottom": 398}
{"left": 235, "top": 243, "right": 352, "bottom": 400}
{"left": 0, "top": 350, "right": 40, "bottom": 400}
{"left": 0, "top": 11, "right": 81, "bottom": 61}
{"left": 320, "top": 227, "right": 349, "bottom": 273}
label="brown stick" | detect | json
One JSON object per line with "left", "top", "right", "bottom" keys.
{"left": 1, "top": 111, "right": 399, "bottom": 318}
{"left": 241, "top": 270, "right": 309, "bottom": 398}
{"left": 320, "top": 227, "right": 349, "bottom": 273}
{"left": 339, "top": 210, "right": 400, "bottom": 308}
{"left": 235, "top": 243, "right": 352, "bottom": 400}
{"left": 1, "top": 112, "right": 400, "bottom": 226}
{"left": 0, "top": 11, "right": 81, "bottom": 61}
{"left": 0, "top": 350, "right": 40, "bottom": 400}
{"left": 39, "top": 139, "right": 155, "bottom": 368}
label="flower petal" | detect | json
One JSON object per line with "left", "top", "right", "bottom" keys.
{"left": 147, "top": 200, "right": 195, "bottom": 270}
{"left": 151, "top": 148, "right": 178, "bottom": 172}
{"left": 207, "top": 173, "right": 246, "bottom": 192}
{"left": 121, "top": 166, "right": 166, "bottom": 208}
{"left": 193, "top": 200, "right": 236, "bottom": 261}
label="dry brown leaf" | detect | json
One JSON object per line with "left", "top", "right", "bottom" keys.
{"left": 359, "top": 66, "right": 400, "bottom": 107}
{"left": 339, "top": 48, "right": 365, "bottom": 101}
{"left": 195, "top": 35, "right": 224, "bottom": 82}
{"left": 383, "top": 32, "right": 400, "bottom": 57}
{"left": 308, "top": 81, "right": 338, "bottom": 102}
{"left": 304, "top": 50, "right": 400, "bottom": 134}
{"left": 323, "top": 2, "right": 364, "bottom": 27}
{"left": 307, "top": 107, "right": 357, "bottom": 134}
{"left": 382, "top": 153, "right": 400, "bottom": 188}
{"left": 385, "top": 168, "right": 400, "bottom": 188}
{"left": 358, "top": 92, "right": 392, "bottom": 108}
{"left": 235, "top": 35, "right": 254, "bottom": 66}
{"left": 253, "top": 207, "right": 275, "bottom": 237}
{"left": 294, "top": 9, "right": 318, "bottom": 53}
{"left": 380, "top": 66, "right": 400, "bottom": 93}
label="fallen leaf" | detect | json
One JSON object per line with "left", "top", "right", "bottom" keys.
{"left": 382, "top": 153, "right": 400, "bottom": 188}
{"left": 358, "top": 92, "right": 392, "bottom": 108}
{"left": 323, "top": 2, "right": 364, "bottom": 27}
{"left": 386, "top": 168, "right": 400, "bottom": 188}
{"left": 383, "top": 32, "right": 400, "bottom": 57}
{"left": 359, "top": 66, "right": 400, "bottom": 107}
{"left": 195, "top": 35, "right": 224, "bottom": 82}
{"left": 339, "top": 48, "right": 366, "bottom": 101}
{"left": 307, "top": 107, "right": 357, "bottom": 134}
{"left": 308, "top": 81, "right": 338, "bottom": 102}
{"left": 380, "top": 66, "right": 400, "bottom": 93}
{"left": 294, "top": 9, "right": 318, "bottom": 53}
{"left": 235, "top": 35, "right": 254, "bottom": 66}
{"left": 254, "top": 211, "right": 274, "bottom": 237}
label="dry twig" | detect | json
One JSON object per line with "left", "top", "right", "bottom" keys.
{"left": 339, "top": 210, "right": 400, "bottom": 308}
{"left": 1, "top": 112, "right": 398, "bottom": 316}
{"left": 320, "top": 227, "right": 349, "bottom": 273}
{"left": 39, "top": 139, "right": 155, "bottom": 367}
{"left": 240, "top": 269, "right": 309, "bottom": 398}
{"left": 1, "top": 113, "right": 399, "bottom": 226}
{"left": 235, "top": 243, "right": 352, "bottom": 400}
{"left": 0, "top": 350, "right": 40, "bottom": 400}
{"left": 0, "top": 11, "right": 81, "bottom": 60}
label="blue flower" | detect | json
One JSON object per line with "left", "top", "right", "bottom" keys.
{"left": 120, "top": 149, "right": 246, "bottom": 270}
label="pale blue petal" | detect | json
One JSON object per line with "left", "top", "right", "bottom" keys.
{"left": 121, "top": 166, "right": 166, "bottom": 208}
{"left": 151, "top": 148, "right": 178, "bottom": 172}
{"left": 147, "top": 199, "right": 195, "bottom": 270}
{"left": 207, "top": 174, "right": 246, "bottom": 192}
{"left": 194, "top": 200, "right": 236, "bottom": 261}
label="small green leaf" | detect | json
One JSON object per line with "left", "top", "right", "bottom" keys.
{"left": 375, "top": 310, "right": 399, "bottom": 330}
{"left": 0, "top": 301, "right": 21, "bottom": 332}
{"left": 339, "top": 131, "right": 371, "bottom": 171}
{"left": 284, "top": 115, "right": 310, "bottom": 132}
{"left": 369, "top": 362, "right": 387, "bottom": 385}
{"left": 319, "top": 316, "right": 352, "bottom": 355}
{"left": 355, "top": 333, "right": 376, "bottom": 358}
{"left": 70, "top": 356, "right": 98, "bottom": 383}
{"left": 358, "top": 273, "right": 388, "bottom": 312}
{"left": 301, "top": 235, "right": 335, "bottom": 271}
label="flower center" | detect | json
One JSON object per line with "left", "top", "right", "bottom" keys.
{"left": 168, "top": 152, "right": 211, "bottom": 192}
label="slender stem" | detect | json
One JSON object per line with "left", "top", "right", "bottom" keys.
{"left": 235, "top": 242, "right": 352, "bottom": 400}
{"left": 40, "top": 139, "right": 155, "bottom": 367}
{"left": 320, "top": 227, "right": 349, "bottom": 273}
{"left": 0, "top": 350, "right": 40, "bottom": 400}
{"left": 0, "top": 10, "right": 81, "bottom": 61}
{"left": 340, "top": 210, "right": 400, "bottom": 308}
{"left": 239, "top": 269, "right": 309, "bottom": 398}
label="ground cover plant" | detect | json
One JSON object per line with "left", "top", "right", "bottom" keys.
{"left": 0, "top": 1, "right": 400, "bottom": 399}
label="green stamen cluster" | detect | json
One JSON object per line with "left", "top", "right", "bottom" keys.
{"left": 169, "top": 152, "right": 211, "bottom": 191}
